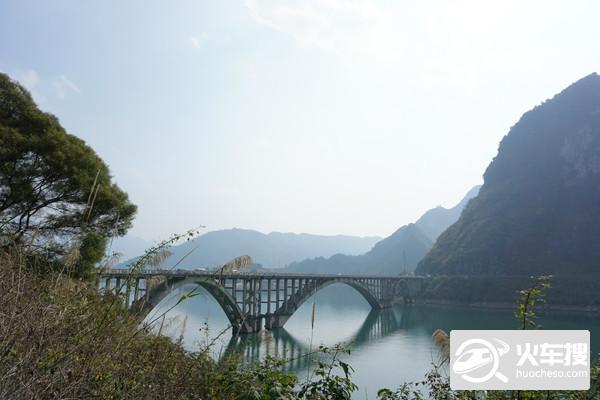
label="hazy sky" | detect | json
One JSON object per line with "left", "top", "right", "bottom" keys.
{"left": 2, "top": 1, "right": 600, "bottom": 241}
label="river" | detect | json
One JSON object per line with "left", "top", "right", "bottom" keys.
{"left": 147, "top": 283, "right": 600, "bottom": 399}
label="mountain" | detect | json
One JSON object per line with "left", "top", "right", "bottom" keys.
{"left": 286, "top": 186, "right": 480, "bottom": 275}
{"left": 415, "top": 185, "right": 481, "bottom": 242}
{"left": 418, "top": 73, "right": 600, "bottom": 278}
{"left": 119, "top": 228, "right": 381, "bottom": 269}
{"left": 287, "top": 223, "right": 432, "bottom": 275}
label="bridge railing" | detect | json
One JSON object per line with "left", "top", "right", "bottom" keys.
{"left": 97, "top": 268, "right": 423, "bottom": 280}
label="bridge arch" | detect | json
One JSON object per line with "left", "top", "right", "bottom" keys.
{"left": 138, "top": 277, "right": 246, "bottom": 330}
{"left": 274, "top": 278, "right": 383, "bottom": 320}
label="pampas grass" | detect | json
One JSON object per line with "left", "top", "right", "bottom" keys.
{"left": 432, "top": 328, "right": 450, "bottom": 365}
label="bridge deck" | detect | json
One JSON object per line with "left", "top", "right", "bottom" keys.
{"left": 98, "top": 269, "right": 424, "bottom": 280}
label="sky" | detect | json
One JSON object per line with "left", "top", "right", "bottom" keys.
{"left": 1, "top": 0, "right": 600, "bottom": 241}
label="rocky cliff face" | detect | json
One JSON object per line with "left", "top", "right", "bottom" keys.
{"left": 418, "top": 73, "right": 600, "bottom": 277}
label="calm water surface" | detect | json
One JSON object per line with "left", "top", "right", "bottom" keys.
{"left": 148, "top": 284, "right": 600, "bottom": 399}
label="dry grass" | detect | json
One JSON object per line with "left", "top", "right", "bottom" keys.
{"left": 431, "top": 329, "right": 449, "bottom": 365}
{"left": 0, "top": 248, "right": 295, "bottom": 399}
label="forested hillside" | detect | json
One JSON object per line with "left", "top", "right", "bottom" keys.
{"left": 418, "top": 73, "right": 600, "bottom": 278}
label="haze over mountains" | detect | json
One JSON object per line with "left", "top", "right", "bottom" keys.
{"left": 418, "top": 73, "right": 600, "bottom": 279}
{"left": 116, "top": 229, "right": 381, "bottom": 270}
{"left": 114, "top": 73, "right": 600, "bottom": 289}
{"left": 286, "top": 185, "right": 480, "bottom": 275}
{"left": 116, "top": 185, "right": 480, "bottom": 274}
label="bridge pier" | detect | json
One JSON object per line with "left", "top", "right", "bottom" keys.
{"left": 233, "top": 315, "right": 291, "bottom": 334}
{"left": 264, "top": 314, "right": 291, "bottom": 331}
{"left": 233, "top": 317, "right": 264, "bottom": 335}
{"left": 378, "top": 298, "right": 404, "bottom": 308}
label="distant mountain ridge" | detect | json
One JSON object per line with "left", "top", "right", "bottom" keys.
{"left": 118, "top": 228, "right": 381, "bottom": 270}
{"left": 418, "top": 73, "right": 600, "bottom": 278}
{"left": 415, "top": 185, "right": 481, "bottom": 242}
{"left": 286, "top": 186, "right": 480, "bottom": 275}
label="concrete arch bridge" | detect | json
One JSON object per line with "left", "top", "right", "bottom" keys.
{"left": 98, "top": 270, "right": 426, "bottom": 334}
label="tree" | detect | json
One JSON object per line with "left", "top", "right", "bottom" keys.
{"left": 0, "top": 72, "right": 136, "bottom": 277}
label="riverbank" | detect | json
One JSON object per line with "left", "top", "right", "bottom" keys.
{"left": 420, "top": 274, "right": 600, "bottom": 313}
{"left": 421, "top": 298, "right": 600, "bottom": 314}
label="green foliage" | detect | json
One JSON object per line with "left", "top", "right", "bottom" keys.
{"left": 75, "top": 231, "right": 107, "bottom": 279}
{"left": 0, "top": 72, "right": 136, "bottom": 277}
{"left": 221, "top": 356, "right": 298, "bottom": 400}
{"left": 516, "top": 275, "right": 552, "bottom": 329}
{"left": 377, "top": 369, "right": 470, "bottom": 400}
{"left": 207, "top": 345, "right": 359, "bottom": 400}
{"left": 298, "top": 345, "right": 358, "bottom": 400}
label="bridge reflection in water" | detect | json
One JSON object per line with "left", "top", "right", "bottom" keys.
{"left": 223, "top": 306, "right": 410, "bottom": 371}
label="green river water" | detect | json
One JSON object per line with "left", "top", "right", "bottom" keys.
{"left": 149, "top": 283, "right": 600, "bottom": 399}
